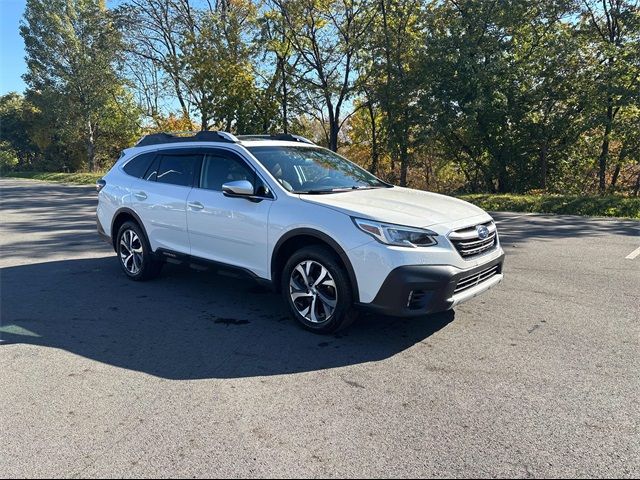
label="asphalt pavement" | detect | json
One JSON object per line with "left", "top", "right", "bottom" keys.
{"left": 1, "top": 178, "right": 639, "bottom": 478}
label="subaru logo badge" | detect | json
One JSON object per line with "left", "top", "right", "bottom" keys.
{"left": 476, "top": 225, "right": 490, "bottom": 240}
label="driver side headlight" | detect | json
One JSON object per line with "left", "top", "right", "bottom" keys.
{"left": 352, "top": 218, "right": 438, "bottom": 247}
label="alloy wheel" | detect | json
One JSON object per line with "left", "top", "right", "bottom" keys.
{"left": 289, "top": 260, "right": 338, "bottom": 324}
{"left": 119, "top": 229, "right": 144, "bottom": 275}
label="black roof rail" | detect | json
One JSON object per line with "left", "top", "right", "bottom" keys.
{"left": 236, "top": 134, "right": 316, "bottom": 145}
{"left": 135, "top": 131, "right": 239, "bottom": 147}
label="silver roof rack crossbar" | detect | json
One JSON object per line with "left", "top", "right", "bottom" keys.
{"left": 135, "top": 131, "right": 239, "bottom": 147}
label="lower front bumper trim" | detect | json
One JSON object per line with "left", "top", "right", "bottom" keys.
{"left": 357, "top": 252, "right": 505, "bottom": 317}
{"left": 450, "top": 273, "right": 503, "bottom": 307}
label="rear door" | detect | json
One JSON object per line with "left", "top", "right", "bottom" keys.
{"left": 129, "top": 149, "right": 202, "bottom": 254}
{"left": 186, "top": 148, "right": 274, "bottom": 278}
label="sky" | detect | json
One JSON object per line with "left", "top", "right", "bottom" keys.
{"left": 0, "top": 0, "right": 27, "bottom": 94}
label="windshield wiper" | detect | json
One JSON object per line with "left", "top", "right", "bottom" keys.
{"left": 299, "top": 186, "right": 386, "bottom": 194}
{"left": 298, "top": 188, "right": 353, "bottom": 194}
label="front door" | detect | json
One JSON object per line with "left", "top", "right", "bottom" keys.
{"left": 186, "top": 149, "right": 273, "bottom": 279}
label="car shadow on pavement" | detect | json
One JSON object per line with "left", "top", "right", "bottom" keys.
{"left": 0, "top": 256, "right": 454, "bottom": 380}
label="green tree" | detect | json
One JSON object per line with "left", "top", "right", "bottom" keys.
{"left": 21, "top": 0, "right": 138, "bottom": 171}
{"left": 181, "top": 0, "right": 266, "bottom": 132}
{"left": 273, "top": 0, "right": 376, "bottom": 151}
{"left": 120, "top": 0, "right": 194, "bottom": 124}
{"left": 259, "top": 0, "right": 304, "bottom": 133}
{"left": 0, "top": 93, "right": 39, "bottom": 168}
{"left": 580, "top": 0, "right": 640, "bottom": 193}
{"left": 363, "top": 0, "right": 425, "bottom": 185}
{"left": 418, "top": 0, "right": 584, "bottom": 193}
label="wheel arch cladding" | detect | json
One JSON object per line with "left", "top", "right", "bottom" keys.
{"left": 271, "top": 229, "right": 360, "bottom": 302}
{"left": 111, "top": 208, "right": 149, "bottom": 252}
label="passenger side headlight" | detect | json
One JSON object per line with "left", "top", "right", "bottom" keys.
{"left": 352, "top": 218, "right": 438, "bottom": 247}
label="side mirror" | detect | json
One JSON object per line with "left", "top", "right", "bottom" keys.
{"left": 222, "top": 180, "right": 254, "bottom": 196}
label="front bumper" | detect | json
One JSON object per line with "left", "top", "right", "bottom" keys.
{"left": 357, "top": 252, "right": 505, "bottom": 317}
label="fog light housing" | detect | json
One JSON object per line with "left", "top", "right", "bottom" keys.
{"left": 407, "top": 290, "right": 429, "bottom": 310}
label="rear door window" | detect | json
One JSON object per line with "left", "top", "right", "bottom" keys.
{"left": 155, "top": 153, "right": 201, "bottom": 187}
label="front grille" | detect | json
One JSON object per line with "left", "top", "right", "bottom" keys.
{"left": 449, "top": 221, "right": 497, "bottom": 258}
{"left": 454, "top": 264, "right": 500, "bottom": 294}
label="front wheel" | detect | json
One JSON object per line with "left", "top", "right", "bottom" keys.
{"left": 281, "top": 246, "right": 358, "bottom": 333}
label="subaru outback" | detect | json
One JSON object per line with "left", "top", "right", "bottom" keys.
{"left": 96, "top": 131, "right": 504, "bottom": 333}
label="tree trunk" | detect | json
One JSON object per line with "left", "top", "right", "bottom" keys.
{"left": 329, "top": 122, "right": 339, "bottom": 152}
{"left": 380, "top": 0, "right": 395, "bottom": 180}
{"left": 633, "top": 170, "right": 640, "bottom": 197}
{"left": 497, "top": 159, "right": 509, "bottom": 193}
{"left": 610, "top": 146, "right": 628, "bottom": 193}
{"left": 87, "top": 121, "right": 95, "bottom": 172}
{"left": 171, "top": 76, "right": 190, "bottom": 125}
{"left": 390, "top": 154, "right": 396, "bottom": 181}
{"left": 397, "top": 103, "right": 411, "bottom": 186}
{"left": 399, "top": 139, "right": 408, "bottom": 186}
{"left": 610, "top": 163, "right": 621, "bottom": 192}
{"left": 598, "top": 101, "right": 613, "bottom": 194}
{"left": 280, "top": 56, "right": 288, "bottom": 134}
{"left": 460, "top": 164, "right": 472, "bottom": 191}
{"left": 367, "top": 101, "right": 379, "bottom": 175}
{"left": 484, "top": 168, "right": 496, "bottom": 193}
{"left": 539, "top": 143, "right": 548, "bottom": 190}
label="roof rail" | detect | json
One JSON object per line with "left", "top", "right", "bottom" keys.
{"left": 237, "top": 134, "right": 316, "bottom": 145}
{"left": 216, "top": 131, "right": 240, "bottom": 143}
{"left": 135, "top": 131, "right": 239, "bottom": 147}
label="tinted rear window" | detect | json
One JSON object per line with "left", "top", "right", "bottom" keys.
{"left": 123, "top": 153, "right": 156, "bottom": 178}
{"left": 156, "top": 154, "right": 200, "bottom": 187}
{"left": 143, "top": 157, "right": 160, "bottom": 182}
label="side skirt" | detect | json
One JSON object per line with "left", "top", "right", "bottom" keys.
{"left": 154, "top": 248, "right": 274, "bottom": 290}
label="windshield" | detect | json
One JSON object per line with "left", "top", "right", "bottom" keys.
{"left": 247, "top": 146, "right": 390, "bottom": 194}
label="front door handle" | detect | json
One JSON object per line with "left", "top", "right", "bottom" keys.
{"left": 188, "top": 201, "right": 204, "bottom": 210}
{"left": 134, "top": 191, "right": 147, "bottom": 200}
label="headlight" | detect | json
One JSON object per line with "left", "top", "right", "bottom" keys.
{"left": 352, "top": 218, "right": 437, "bottom": 247}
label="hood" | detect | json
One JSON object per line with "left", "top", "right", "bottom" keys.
{"left": 300, "top": 186, "right": 489, "bottom": 228}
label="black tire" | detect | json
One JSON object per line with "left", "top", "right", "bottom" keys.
{"left": 281, "top": 245, "right": 359, "bottom": 333}
{"left": 116, "top": 221, "right": 162, "bottom": 281}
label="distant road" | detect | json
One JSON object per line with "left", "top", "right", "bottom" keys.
{"left": 1, "top": 178, "right": 639, "bottom": 478}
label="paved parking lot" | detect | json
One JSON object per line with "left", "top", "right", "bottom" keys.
{"left": 1, "top": 178, "right": 639, "bottom": 478}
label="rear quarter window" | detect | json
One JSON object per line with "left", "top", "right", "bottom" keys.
{"left": 123, "top": 152, "right": 156, "bottom": 179}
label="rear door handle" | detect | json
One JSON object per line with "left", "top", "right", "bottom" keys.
{"left": 134, "top": 191, "right": 147, "bottom": 200}
{"left": 188, "top": 201, "right": 204, "bottom": 210}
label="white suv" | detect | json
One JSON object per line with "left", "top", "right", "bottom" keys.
{"left": 97, "top": 131, "right": 504, "bottom": 333}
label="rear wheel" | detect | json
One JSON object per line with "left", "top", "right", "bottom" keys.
{"left": 116, "top": 221, "right": 162, "bottom": 281}
{"left": 282, "top": 246, "right": 358, "bottom": 333}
